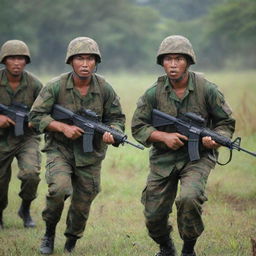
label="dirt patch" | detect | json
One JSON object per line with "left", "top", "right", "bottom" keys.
{"left": 221, "top": 194, "right": 256, "bottom": 211}
{"left": 208, "top": 185, "right": 256, "bottom": 211}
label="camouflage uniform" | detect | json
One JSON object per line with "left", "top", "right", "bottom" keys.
{"left": 131, "top": 36, "right": 235, "bottom": 247}
{"left": 29, "top": 70, "right": 125, "bottom": 238}
{"left": 0, "top": 41, "right": 42, "bottom": 214}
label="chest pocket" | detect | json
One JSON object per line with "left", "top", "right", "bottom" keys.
{"left": 0, "top": 71, "right": 36, "bottom": 107}
{"left": 152, "top": 73, "right": 209, "bottom": 152}
{"left": 21, "top": 74, "right": 36, "bottom": 107}
{"left": 57, "top": 73, "right": 108, "bottom": 153}
{"left": 155, "top": 73, "right": 208, "bottom": 119}
{"left": 57, "top": 73, "right": 106, "bottom": 120}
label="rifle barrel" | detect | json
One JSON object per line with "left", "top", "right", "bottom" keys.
{"left": 125, "top": 140, "right": 144, "bottom": 150}
{"left": 237, "top": 147, "right": 256, "bottom": 157}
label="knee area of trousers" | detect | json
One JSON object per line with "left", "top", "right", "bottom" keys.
{"left": 176, "top": 194, "right": 204, "bottom": 208}
{"left": 145, "top": 214, "right": 169, "bottom": 226}
{"left": 48, "top": 184, "right": 71, "bottom": 199}
{"left": 19, "top": 171, "right": 40, "bottom": 183}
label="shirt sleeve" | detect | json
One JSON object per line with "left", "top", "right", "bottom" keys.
{"left": 34, "top": 79, "right": 43, "bottom": 98}
{"left": 131, "top": 86, "right": 157, "bottom": 147}
{"left": 29, "top": 82, "right": 58, "bottom": 133}
{"left": 205, "top": 82, "right": 236, "bottom": 138}
{"left": 102, "top": 82, "right": 125, "bottom": 133}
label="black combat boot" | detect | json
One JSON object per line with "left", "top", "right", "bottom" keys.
{"left": 0, "top": 211, "right": 3, "bottom": 229}
{"left": 181, "top": 239, "right": 197, "bottom": 256}
{"left": 18, "top": 200, "right": 36, "bottom": 228}
{"left": 39, "top": 222, "right": 57, "bottom": 255}
{"left": 64, "top": 236, "right": 77, "bottom": 253}
{"left": 155, "top": 238, "right": 177, "bottom": 256}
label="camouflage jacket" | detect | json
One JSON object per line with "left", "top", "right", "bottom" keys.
{"left": 131, "top": 71, "right": 235, "bottom": 171}
{"left": 0, "top": 68, "right": 43, "bottom": 152}
{"left": 29, "top": 72, "right": 125, "bottom": 167}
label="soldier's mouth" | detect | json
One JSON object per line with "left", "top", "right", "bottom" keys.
{"left": 169, "top": 71, "right": 178, "bottom": 76}
{"left": 12, "top": 68, "right": 21, "bottom": 73}
{"left": 80, "top": 70, "right": 90, "bottom": 74}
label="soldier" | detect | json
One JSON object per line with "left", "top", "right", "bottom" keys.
{"left": 0, "top": 40, "right": 42, "bottom": 229}
{"left": 29, "top": 37, "right": 125, "bottom": 254}
{"left": 131, "top": 35, "right": 235, "bottom": 256}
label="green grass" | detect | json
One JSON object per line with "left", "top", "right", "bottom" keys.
{"left": 0, "top": 71, "right": 256, "bottom": 255}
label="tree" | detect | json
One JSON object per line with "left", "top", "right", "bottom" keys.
{"left": 1, "top": 0, "right": 255, "bottom": 72}
{"left": 202, "top": 0, "right": 256, "bottom": 68}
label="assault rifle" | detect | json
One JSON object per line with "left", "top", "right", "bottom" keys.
{"left": 0, "top": 102, "right": 29, "bottom": 136}
{"left": 152, "top": 109, "right": 256, "bottom": 165}
{"left": 52, "top": 104, "right": 144, "bottom": 152}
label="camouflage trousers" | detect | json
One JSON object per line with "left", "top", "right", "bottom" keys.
{"left": 141, "top": 155, "right": 215, "bottom": 243}
{"left": 42, "top": 149, "right": 101, "bottom": 238}
{"left": 0, "top": 137, "right": 41, "bottom": 211}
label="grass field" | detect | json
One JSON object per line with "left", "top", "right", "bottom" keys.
{"left": 0, "top": 71, "right": 255, "bottom": 256}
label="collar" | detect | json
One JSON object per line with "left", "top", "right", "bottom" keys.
{"left": 0, "top": 69, "right": 26, "bottom": 88}
{"left": 163, "top": 71, "right": 195, "bottom": 92}
{"left": 66, "top": 73, "right": 101, "bottom": 94}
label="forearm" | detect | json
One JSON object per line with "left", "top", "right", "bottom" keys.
{"left": 148, "top": 130, "right": 168, "bottom": 143}
{"left": 46, "top": 120, "right": 69, "bottom": 133}
{"left": 206, "top": 83, "right": 236, "bottom": 138}
{"left": 47, "top": 120, "right": 84, "bottom": 140}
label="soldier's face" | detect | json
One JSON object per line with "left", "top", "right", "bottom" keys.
{"left": 71, "top": 54, "right": 96, "bottom": 79}
{"left": 4, "top": 55, "right": 26, "bottom": 77}
{"left": 162, "top": 54, "right": 188, "bottom": 80}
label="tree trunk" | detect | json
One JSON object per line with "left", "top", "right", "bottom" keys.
{"left": 252, "top": 238, "right": 256, "bottom": 256}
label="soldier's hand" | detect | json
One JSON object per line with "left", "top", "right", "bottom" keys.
{"left": 163, "top": 132, "right": 188, "bottom": 150}
{"left": 62, "top": 124, "right": 84, "bottom": 140}
{"left": 102, "top": 131, "right": 115, "bottom": 144}
{"left": 202, "top": 136, "right": 220, "bottom": 149}
{"left": 0, "top": 114, "right": 15, "bottom": 128}
{"left": 149, "top": 130, "right": 188, "bottom": 150}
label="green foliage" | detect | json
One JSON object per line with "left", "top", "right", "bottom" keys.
{"left": 1, "top": 0, "right": 255, "bottom": 72}
{"left": 141, "top": 0, "right": 222, "bottom": 21}
{"left": 202, "top": 0, "right": 256, "bottom": 68}
{"left": 0, "top": 0, "right": 160, "bottom": 72}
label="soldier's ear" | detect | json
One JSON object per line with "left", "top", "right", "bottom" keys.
{"left": 184, "top": 55, "right": 193, "bottom": 66}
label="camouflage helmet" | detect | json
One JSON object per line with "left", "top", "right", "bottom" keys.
{"left": 157, "top": 35, "right": 196, "bottom": 65}
{"left": 65, "top": 37, "right": 101, "bottom": 64}
{"left": 0, "top": 40, "right": 31, "bottom": 64}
